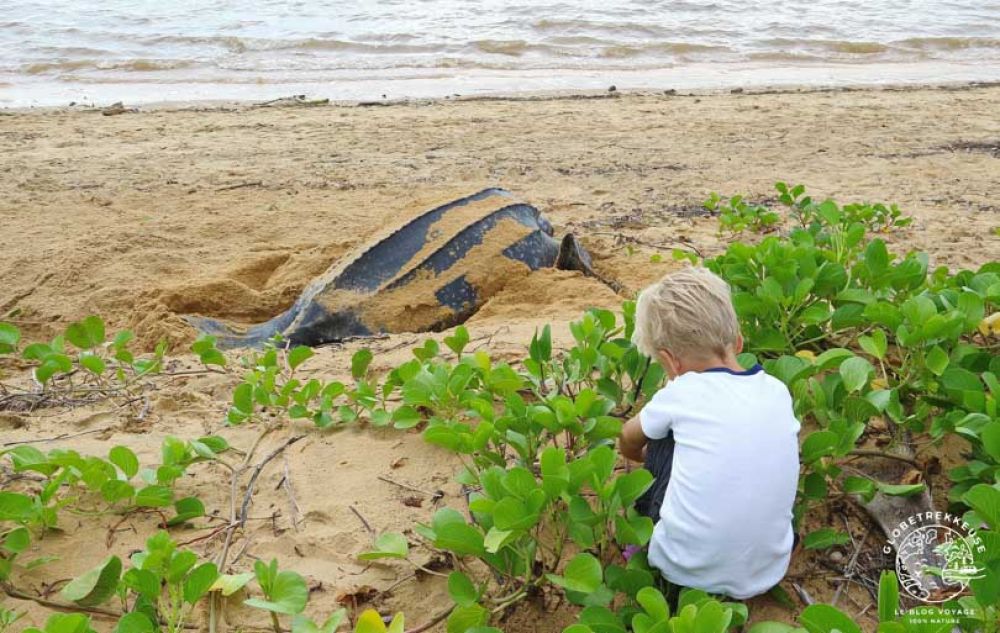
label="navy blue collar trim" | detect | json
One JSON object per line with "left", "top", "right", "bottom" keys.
{"left": 702, "top": 364, "right": 763, "bottom": 376}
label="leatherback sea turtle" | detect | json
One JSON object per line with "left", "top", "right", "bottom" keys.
{"left": 188, "top": 188, "right": 595, "bottom": 348}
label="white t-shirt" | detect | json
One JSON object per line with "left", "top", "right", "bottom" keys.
{"left": 639, "top": 364, "right": 800, "bottom": 599}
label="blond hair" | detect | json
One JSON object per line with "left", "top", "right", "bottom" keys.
{"left": 632, "top": 266, "right": 739, "bottom": 360}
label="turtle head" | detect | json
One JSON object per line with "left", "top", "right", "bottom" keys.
{"left": 556, "top": 233, "right": 594, "bottom": 273}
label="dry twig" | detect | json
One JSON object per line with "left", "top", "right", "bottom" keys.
{"left": 2, "top": 584, "right": 197, "bottom": 628}
{"left": 831, "top": 528, "right": 868, "bottom": 608}
{"left": 403, "top": 606, "right": 455, "bottom": 633}
{"left": 792, "top": 582, "right": 816, "bottom": 606}
{"left": 239, "top": 436, "right": 304, "bottom": 529}
{"left": 846, "top": 449, "right": 920, "bottom": 468}
{"left": 377, "top": 475, "right": 439, "bottom": 498}
{"left": 349, "top": 505, "right": 374, "bottom": 535}
{"left": 278, "top": 455, "right": 302, "bottom": 531}
{"left": 217, "top": 180, "right": 263, "bottom": 192}
{"left": 2, "top": 426, "right": 113, "bottom": 446}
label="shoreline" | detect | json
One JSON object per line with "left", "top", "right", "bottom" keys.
{"left": 4, "top": 57, "right": 1000, "bottom": 110}
{"left": 3, "top": 76, "right": 1000, "bottom": 114}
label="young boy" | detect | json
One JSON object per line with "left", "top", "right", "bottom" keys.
{"left": 620, "top": 266, "right": 800, "bottom": 600}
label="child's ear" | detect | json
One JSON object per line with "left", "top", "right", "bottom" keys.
{"left": 734, "top": 335, "right": 744, "bottom": 355}
{"left": 657, "top": 349, "right": 679, "bottom": 378}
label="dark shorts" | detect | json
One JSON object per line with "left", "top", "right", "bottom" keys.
{"left": 635, "top": 432, "right": 676, "bottom": 522}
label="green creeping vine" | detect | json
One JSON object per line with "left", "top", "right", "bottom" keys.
{"left": 243, "top": 558, "right": 309, "bottom": 633}
{"left": 0, "top": 435, "right": 230, "bottom": 583}
{"left": 224, "top": 340, "right": 387, "bottom": 430}
{"left": 705, "top": 186, "right": 998, "bottom": 539}
{"left": 72, "top": 530, "right": 219, "bottom": 633}
{"left": 705, "top": 192, "right": 781, "bottom": 237}
{"left": 0, "top": 607, "right": 23, "bottom": 633}
{"left": 2, "top": 183, "right": 999, "bottom": 632}
{"left": 702, "top": 185, "right": 998, "bottom": 629}
{"left": 569, "top": 586, "right": 747, "bottom": 633}
{"left": 750, "top": 567, "right": 998, "bottom": 633}
{"left": 0, "top": 316, "right": 228, "bottom": 409}
{"left": 16, "top": 608, "right": 405, "bottom": 633}
{"left": 776, "top": 181, "right": 912, "bottom": 234}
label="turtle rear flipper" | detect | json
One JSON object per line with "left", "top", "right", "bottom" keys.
{"left": 556, "top": 233, "right": 594, "bottom": 274}
{"left": 184, "top": 308, "right": 298, "bottom": 349}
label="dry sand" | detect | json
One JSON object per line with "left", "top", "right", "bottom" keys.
{"left": 1, "top": 85, "right": 999, "bottom": 631}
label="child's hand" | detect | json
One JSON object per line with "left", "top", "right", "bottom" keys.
{"left": 619, "top": 415, "right": 648, "bottom": 463}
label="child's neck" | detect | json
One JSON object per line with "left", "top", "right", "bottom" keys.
{"left": 679, "top": 352, "right": 744, "bottom": 375}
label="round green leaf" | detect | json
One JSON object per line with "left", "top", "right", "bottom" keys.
{"left": 167, "top": 551, "right": 198, "bottom": 583}
{"left": 391, "top": 405, "right": 421, "bottom": 430}
{"left": 964, "top": 484, "right": 1000, "bottom": 529}
{"left": 245, "top": 570, "right": 308, "bottom": 615}
{"left": 135, "top": 485, "right": 172, "bottom": 508}
{"left": 100, "top": 480, "right": 136, "bottom": 504}
{"left": 801, "top": 431, "right": 838, "bottom": 463}
{"left": 122, "top": 568, "right": 160, "bottom": 599}
{"left": 61, "top": 556, "right": 122, "bottom": 607}
{"left": 2, "top": 526, "right": 31, "bottom": 554}
{"left": 636, "top": 586, "right": 670, "bottom": 620}
{"left": 803, "top": 528, "right": 851, "bottom": 550}
{"left": 446, "top": 605, "right": 488, "bottom": 633}
{"left": 433, "top": 521, "right": 485, "bottom": 557}
{"left": 839, "top": 356, "right": 874, "bottom": 393}
{"left": 183, "top": 562, "right": 219, "bottom": 604}
{"left": 799, "top": 604, "right": 861, "bottom": 633}
{"left": 287, "top": 346, "right": 314, "bottom": 371}
{"left": 80, "top": 354, "right": 107, "bottom": 376}
{"left": 113, "top": 612, "right": 155, "bottom": 633}
{"left": 0, "top": 492, "right": 35, "bottom": 521}
{"left": 447, "top": 571, "right": 479, "bottom": 607}
{"left": 199, "top": 349, "right": 226, "bottom": 367}
{"left": 232, "top": 383, "right": 254, "bottom": 415}
{"left": 552, "top": 553, "right": 602, "bottom": 593}
{"left": 167, "top": 497, "right": 206, "bottom": 526}
{"left": 354, "top": 610, "right": 387, "bottom": 633}
{"left": 843, "top": 476, "right": 876, "bottom": 503}
{"left": 875, "top": 482, "right": 925, "bottom": 497}
{"left": 981, "top": 422, "right": 1000, "bottom": 463}
{"left": 358, "top": 532, "right": 409, "bottom": 560}
{"left": 210, "top": 572, "right": 255, "bottom": 597}
{"left": 66, "top": 316, "right": 105, "bottom": 349}
{"left": 109, "top": 446, "right": 139, "bottom": 479}
{"left": 351, "top": 349, "right": 373, "bottom": 380}
{"left": 38, "top": 614, "right": 94, "bottom": 633}
{"left": 0, "top": 323, "right": 20, "bottom": 353}
{"left": 615, "top": 469, "right": 654, "bottom": 506}
{"left": 924, "top": 346, "right": 950, "bottom": 377}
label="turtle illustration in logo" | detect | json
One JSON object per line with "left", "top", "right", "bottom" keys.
{"left": 895, "top": 523, "right": 984, "bottom": 602}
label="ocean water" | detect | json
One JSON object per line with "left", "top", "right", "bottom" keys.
{"left": 2, "top": 0, "right": 999, "bottom": 106}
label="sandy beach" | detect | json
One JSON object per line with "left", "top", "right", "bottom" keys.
{"left": 1, "top": 84, "right": 998, "bottom": 630}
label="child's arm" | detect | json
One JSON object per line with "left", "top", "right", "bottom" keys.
{"left": 619, "top": 415, "right": 648, "bottom": 463}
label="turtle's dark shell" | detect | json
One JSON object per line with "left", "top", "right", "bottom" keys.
{"left": 188, "top": 188, "right": 593, "bottom": 348}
